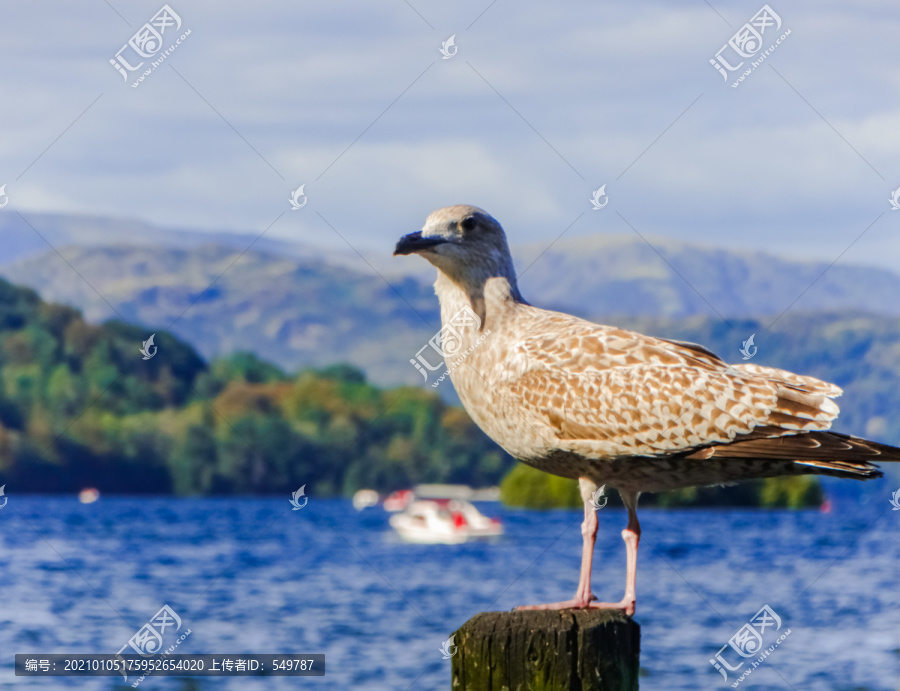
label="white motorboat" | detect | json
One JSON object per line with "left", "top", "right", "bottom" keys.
{"left": 383, "top": 489, "right": 415, "bottom": 512}
{"left": 389, "top": 498, "right": 502, "bottom": 544}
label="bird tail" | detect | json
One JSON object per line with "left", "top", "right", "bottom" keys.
{"left": 691, "top": 431, "right": 900, "bottom": 481}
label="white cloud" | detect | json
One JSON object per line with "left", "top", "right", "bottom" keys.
{"left": 0, "top": 0, "right": 898, "bottom": 269}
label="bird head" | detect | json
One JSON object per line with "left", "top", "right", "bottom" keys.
{"left": 394, "top": 205, "right": 521, "bottom": 299}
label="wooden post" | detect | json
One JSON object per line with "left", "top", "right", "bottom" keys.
{"left": 451, "top": 610, "right": 640, "bottom": 691}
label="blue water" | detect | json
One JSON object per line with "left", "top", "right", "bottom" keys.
{"left": 0, "top": 494, "right": 898, "bottom": 690}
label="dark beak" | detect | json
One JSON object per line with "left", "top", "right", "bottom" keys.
{"left": 393, "top": 231, "right": 447, "bottom": 256}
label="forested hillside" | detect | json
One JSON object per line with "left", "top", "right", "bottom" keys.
{"left": 2, "top": 275, "right": 894, "bottom": 504}
{"left": 0, "top": 278, "right": 509, "bottom": 495}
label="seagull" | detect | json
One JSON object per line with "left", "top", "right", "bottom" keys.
{"left": 394, "top": 204, "right": 900, "bottom": 614}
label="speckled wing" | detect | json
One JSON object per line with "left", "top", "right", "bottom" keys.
{"left": 496, "top": 312, "right": 841, "bottom": 460}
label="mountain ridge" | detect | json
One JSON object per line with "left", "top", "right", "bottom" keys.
{"left": 4, "top": 212, "right": 900, "bottom": 321}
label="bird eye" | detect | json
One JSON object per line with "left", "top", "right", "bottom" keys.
{"left": 460, "top": 217, "right": 477, "bottom": 231}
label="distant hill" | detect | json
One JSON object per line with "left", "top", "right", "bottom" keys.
{"left": 5, "top": 212, "right": 900, "bottom": 321}
{"left": 0, "top": 244, "right": 440, "bottom": 387}
{"left": 0, "top": 211, "right": 371, "bottom": 273}
{"left": 511, "top": 234, "right": 900, "bottom": 318}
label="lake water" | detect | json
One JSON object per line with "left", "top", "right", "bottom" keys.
{"left": 0, "top": 492, "right": 898, "bottom": 690}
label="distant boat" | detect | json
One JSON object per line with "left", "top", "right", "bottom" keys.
{"left": 389, "top": 498, "right": 502, "bottom": 544}
{"left": 413, "top": 484, "right": 500, "bottom": 502}
{"left": 352, "top": 489, "right": 379, "bottom": 511}
{"left": 383, "top": 489, "right": 415, "bottom": 512}
{"left": 78, "top": 488, "right": 100, "bottom": 504}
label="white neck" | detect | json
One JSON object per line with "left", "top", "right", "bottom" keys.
{"left": 434, "top": 271, "right": 524, "bottom": 333}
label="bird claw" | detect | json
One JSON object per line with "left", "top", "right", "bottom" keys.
{"left": 515, "top": 594, "right": 634, "bottom": 614}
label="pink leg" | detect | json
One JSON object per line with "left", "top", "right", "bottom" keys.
{"left": 591, "top": 492, "right": 640, "bottom": 615}
{"left": 517, "top": 485, "right": 640, "bottom": 615}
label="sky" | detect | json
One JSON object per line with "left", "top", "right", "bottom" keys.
{"left": 1, "top": 0, "right": 899, "bottom": 271}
